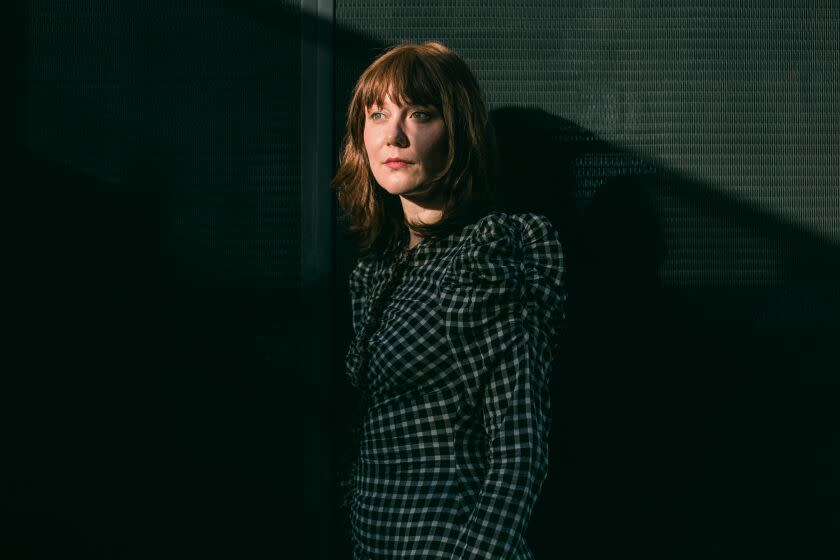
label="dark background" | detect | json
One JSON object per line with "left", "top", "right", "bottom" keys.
{"left": 7, "top": 1, "right": 838, "bottom": 559}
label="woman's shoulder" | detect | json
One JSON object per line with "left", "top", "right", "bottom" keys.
{"left": 463, "top": 210, "right": 562, "bottom": 255}
{"left": 442, "top": 210, "right": 564, "bottom": 287}
{"left": 440, "top": 209, "right": 567, "bottom": 325}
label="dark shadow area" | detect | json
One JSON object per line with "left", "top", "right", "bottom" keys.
{"left": 10, "top": 1, "right": 311, "bottom": 558}
{"left": 8, "top": 150, "right": 309, "bottom": 559}
{"left": 490, "top": 107, "right": 840, "bottom": 559}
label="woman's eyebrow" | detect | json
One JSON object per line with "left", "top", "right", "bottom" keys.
{"left": 366, "top": 102, "right": 435, "bottom": 112}
{"left": 407, "top": 103, "right": 436, "bottom": 111}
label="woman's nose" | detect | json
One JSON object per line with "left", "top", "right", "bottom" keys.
{"left": 385, "top": 122, "right": 408, "bottom": 147}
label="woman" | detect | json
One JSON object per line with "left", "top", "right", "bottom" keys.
{"left": 332, "top": 41, "right": 566, "bottom": 560}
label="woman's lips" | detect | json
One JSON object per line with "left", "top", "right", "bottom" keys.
{"left": 385, "top": 161, "right": 412, "bottom": 168}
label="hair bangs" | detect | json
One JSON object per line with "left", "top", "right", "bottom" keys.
{"left": 360, "top": 51, "right": 443, "bottom": 111}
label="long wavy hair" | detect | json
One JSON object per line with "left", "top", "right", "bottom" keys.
{"left": 331, "top": 41, "right": 498, "bottom": 257}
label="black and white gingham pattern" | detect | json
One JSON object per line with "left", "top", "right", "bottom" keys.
{"left": 345, "top": 211, "right": 566, "bottom": 560}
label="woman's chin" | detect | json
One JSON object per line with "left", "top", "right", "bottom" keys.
{"left": 378, "top": 183, "right": 420, "bottom": 196}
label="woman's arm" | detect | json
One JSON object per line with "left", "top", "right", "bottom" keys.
{"left": 442, "top": 213, "right": 565, "bottom": 560}
{"left": 454, "top": 313, "right": 554, "bottom": 559}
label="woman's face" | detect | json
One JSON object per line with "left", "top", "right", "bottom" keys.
{"left": 363, "top": 93, "right": 448, "bottom": 201}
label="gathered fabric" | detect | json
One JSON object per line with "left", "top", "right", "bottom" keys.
{"left": 344, "top": 211, "right": 566, "bottom": 560}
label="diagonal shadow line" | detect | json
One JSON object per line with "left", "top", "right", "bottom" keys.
{"left": 16, "top": 3, "right": 838, "bottom": 355}
{"left": 488, "top": 106, "right": 840, "bottom": 289}
{"left": 227, "top": 2, "right": 840, "bottom": 274}
{"left": 15, "top": 2, "right": 834, "bottom": 322}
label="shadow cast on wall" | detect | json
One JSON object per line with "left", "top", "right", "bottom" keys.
{"left": 488, "top": 106, "right": 839, "bottom": 559}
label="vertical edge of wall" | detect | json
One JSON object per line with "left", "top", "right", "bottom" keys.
{"left": 300, "top": 0, "right": 334, "bottom": 558}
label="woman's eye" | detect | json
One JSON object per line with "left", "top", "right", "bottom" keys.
{"left": 369, "top": 111, "right": 385, "bottom": 120}
{"left": 411, "top": 111, "right": 431, "bottom": 120}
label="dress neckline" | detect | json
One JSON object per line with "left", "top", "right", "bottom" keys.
{"left": 390, "top": 227, "right": 426, "bottom": 256}
{"left": 387, "top": 212, "right": 491, "bottom": 259}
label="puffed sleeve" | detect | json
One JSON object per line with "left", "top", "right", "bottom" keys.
{"left": 440, "top": 212, "right": 566, "bottom": 560}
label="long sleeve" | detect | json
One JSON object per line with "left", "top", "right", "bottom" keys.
{"left": 440, "top": 213, "right": 566, "bottom": 560}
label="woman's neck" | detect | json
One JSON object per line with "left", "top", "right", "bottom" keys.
{"left": 407, "top": 230, "right": 422, "bottom": 250}
{"left": 400, "top": 193, "right": 444, "bottom": 250}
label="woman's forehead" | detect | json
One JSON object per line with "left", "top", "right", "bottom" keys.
{"left": 362, "top": 73, "right": 439, "bottom": 107}
{"left": 368, "top": 93, "right": 411, "bottom": 108}
{"left": 365, "top": 89, "right": 438, "bottom": 109}
{"left": 366, "top": 85, "right": 408, "bottom": 105}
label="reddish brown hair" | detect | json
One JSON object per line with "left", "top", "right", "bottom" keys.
{"left": 331, "top": 41, "right": 497, "bottom": 257}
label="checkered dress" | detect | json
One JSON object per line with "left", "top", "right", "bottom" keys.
{"left": 345, "top": 211, "right": 566, "bottom": 560}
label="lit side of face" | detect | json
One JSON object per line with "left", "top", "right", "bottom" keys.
{"left": 362, "top": 93, "right": 448, "bottom": 202}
